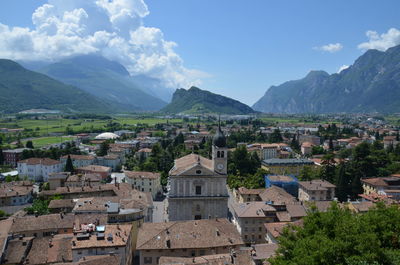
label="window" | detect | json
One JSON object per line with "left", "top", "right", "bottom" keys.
{"left": 196, "top": 170, "right": 202, "bottom": 174}
{"left": 195, "top": 186, "right": 202, "bottom": 195}
{"left": 221, "top": 151, "right": 224, "bottom": 158}
{"left": 200, "top": 249, "right": 206, "bottom": 255}
{"left": 191, "top": 250, "right": 196, "bottom": 257}
{"left": 195, "top": 215, "right": 202, "bottom": 220}
{"left": 217, "top": 151, "right": 220, "bottom": 158}
{"left": 258, "top": 235, "right": 262, "bottom": 239}
{"left": 144, "top": 257, "right": 152, "bottom": 264}
{"left": 244, "top": 235, "right": 248, "bottom": 239}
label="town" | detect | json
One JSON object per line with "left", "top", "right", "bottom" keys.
{"left": 0, "top": 113, "right": 399, "bottom": 264}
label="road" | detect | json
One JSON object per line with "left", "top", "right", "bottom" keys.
{"left": 152, "top": 199, "right": 168, "bottom": 223}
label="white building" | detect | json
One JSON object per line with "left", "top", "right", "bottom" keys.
{"left": 60, "top": 155, "right": 96, "bottom": 168}
{"left": 18, "top": 158, "right": 62, "bottom": 182}
{"left": 298, "top": 180, "right": 336, "bottom": 201}
{"left": 124, "top": 171, "right": 162, "bottom": 199}
{"left": 167, "top": 125, "right": 229, "bottom": 221}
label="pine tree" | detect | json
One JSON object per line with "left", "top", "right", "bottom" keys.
{"left": 0, "top": 148, "right": 4, "bottom": 165}
{"left": 65, "top": 155, "right": 74, "bottom": 173}
{"left": 97, "top": 141, "right": 109, "bottom": 156}
{"left": 26, "top": 140, "right": 34, "bottom": 149}
{"left": 329, "top": 137, "right": 334, "bottom": 151}
{"left": 336, "top": 163, "right": 349, "bottom": 202}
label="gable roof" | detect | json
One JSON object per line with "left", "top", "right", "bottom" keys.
{"left": 232, "top": 202, "right": 276, "bottom": 218}
{"left": 137, "top": 219, "right": 243, "bottom": 250}
{"left": 259, "top": 186, "right": 297, "bottom": 205}
{"left": 170, "top": 154, "right": 214, "bottom": 176}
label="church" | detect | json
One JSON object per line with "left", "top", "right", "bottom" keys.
{"left": 167, "top": 125, "right": 229, "bottom": 221}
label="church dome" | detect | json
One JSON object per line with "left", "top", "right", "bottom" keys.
{"left": 213, "top": 126, "right": 226, "bottom": 147}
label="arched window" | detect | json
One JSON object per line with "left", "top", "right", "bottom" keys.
{"left": 221, "top": 151, "right": 224, "bottom": 158}
{"left": 217, "top": 151, "right": 220, "bottom": 158}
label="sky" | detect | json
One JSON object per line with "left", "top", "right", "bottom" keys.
{"left": 0, "top": 0, "right": 400, "bottom": 105}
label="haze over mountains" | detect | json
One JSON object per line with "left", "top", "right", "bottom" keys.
{"left": 2, "top": 44, "right": 400, "bottom": 114}
{"left": 22, "top": 55, "right": 171, "bottom": 111}
{"left": 0, "top": 59, "right": 115, "bottom": 113}
{"left": 253, "top": 44, "right": 400, "bottom": 114}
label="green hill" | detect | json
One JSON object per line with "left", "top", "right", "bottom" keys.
{"left": 38, "top": 55, "right": 167, "bottom": 111}
{"left": 162, "top": 86, "right": 255, "bottom": 114}
{"left": 0, "top": 59, "right": 116, "bottom": 113}
{"left": 253, "top": 44, "right": 400, "bottom": 114}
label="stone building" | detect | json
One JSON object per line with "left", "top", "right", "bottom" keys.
{"left": 167, "top": 124, "right": 229, "bottom": 221}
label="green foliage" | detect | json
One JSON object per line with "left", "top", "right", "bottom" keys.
{"left": 227, "top": 146, "right": 264, "bottom": 189}
{"left": 312, "top": 145, "right": 326, "bottom": 155}
{"left": 5, "top": 175, "right": 20, "bottom": 182}
{"left": 64, "top": 155, "right": 74, "bottom": 173}
{"left": 21, "top": 142, "right": 82, "bottom": 160}
{"left": 228, "top": 145, "right": 260, "bottom": 176}
{"left": 269, "top": 203, "right": 400, "bottom": 265}
{"left": 269, "top": 129, "right": 283, "bottom": 143}
{"left": 25, "top": 140, "right": 34, "bottom": 149}
{"left": 0, "top": 209, "right": 8, "bottom": 218}
{"left": 162, "top": 86, "right": 254, "bottom": 115}
{"left": 96, "top": 141, "right": 110, "bottom": 156}
{"left": 0, "top": 148, "right": 4, "bottom": 165}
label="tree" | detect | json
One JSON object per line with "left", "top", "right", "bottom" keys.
{"left": 270, "top": 129, "right": 283, "bottom": 143}
{"left": 290, "top": 135, "right": 300, "bottom": 152}
{"left": 269, "top": 203, "right": 400, "bottom": 265}
{"left": 336, "top": 162, "right": 351, "bottom": 202}
{"left": 64, "top": 155, "right": 74, "bottom": 173}
{"left": 26, "top": 140, "right": 34, "bottom": 149}
{"left": 319, "top": 153, "right": 336, "bottom": 182}
{"left": 328, "top": 137, "right": 334, "bottom": 151}
{"left": 0, "top": 148, "right": 4, "bottom": 165}
{"left": 96, "top": 141, "right": 109, "bottom": 156}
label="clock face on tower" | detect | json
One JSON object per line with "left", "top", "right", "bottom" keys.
{"left": 217, "top": 163, "right": 224, "bottom": 170}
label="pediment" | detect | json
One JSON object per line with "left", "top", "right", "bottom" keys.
{"left": 176, "top": 164, "right": 215, "bottom": 177}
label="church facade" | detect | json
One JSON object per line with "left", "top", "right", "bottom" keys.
{"left": 167, "top": 126, "right": 229, "bottom": 221}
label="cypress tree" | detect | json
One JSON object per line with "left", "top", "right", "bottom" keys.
{"left": 0, "top": 148, "right": 4, "bottom": 165}
{"left": 65, "top": 155, "right": 74, "bottom": 173}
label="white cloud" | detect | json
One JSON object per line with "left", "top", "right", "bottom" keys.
{"left": 314, "top": 43, "right": 343, "bottom": 53}
{"left": 337, "top": 65, "right": 349, "bottom": 73}
{"left": 0, "top": 0, "right": 204, "bottom": 90}
{"left": 358, "top": 28, "right": 400, "bottom": 51}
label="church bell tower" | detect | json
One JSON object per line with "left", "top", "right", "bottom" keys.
{"left": 212, "top": 120, "right": 228, "bottom": 175}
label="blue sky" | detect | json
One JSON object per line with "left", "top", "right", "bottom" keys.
{"left": 1, "top": 0, "right": 400, "bottom": 105}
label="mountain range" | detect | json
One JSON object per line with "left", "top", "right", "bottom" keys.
{"left": 0, "top": 59, "right": 115, "bottom": 113}
{"left": 35, "top": 55, "right": 168, "bottom": 111}
{"left": 253, "top": 44, "right": 400, "bottom": 113}
{"left": 162, "top": 86, "right": 255, "bottom": 114}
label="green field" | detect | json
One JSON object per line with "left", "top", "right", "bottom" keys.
{"left": 22, "top": 136, "right": 75, "bottom": 148}
{"left": 0, "top": 117, "right": 183, "bottom": 136}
